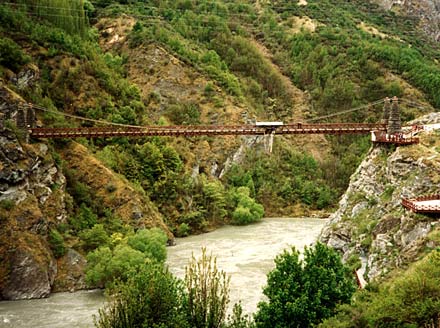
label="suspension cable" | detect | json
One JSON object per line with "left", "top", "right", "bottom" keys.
{"left": 306, "top": 98, "right": 386, "bottom": 123}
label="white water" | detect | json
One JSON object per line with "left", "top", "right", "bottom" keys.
{"left": 0, "top": 217, "right": 326, "bottom": 327}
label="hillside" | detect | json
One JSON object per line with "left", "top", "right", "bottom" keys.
{"left": 0, "top": 0, "right": 440, "bottom": 300}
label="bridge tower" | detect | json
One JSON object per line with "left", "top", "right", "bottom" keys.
{"left": 25, "top": 105, "right": 36, "bottom": 128}
{"left": 387, "top": 96, "right": 401, "bottom": 135}
{"left": 0, "top": 112, "right": 4, "bottom": 131}
{"left": 381, "top": 97, "right": 391, "bottom": 124}
{"left": 15, "top": 108, "right": 26, "bottom": 129}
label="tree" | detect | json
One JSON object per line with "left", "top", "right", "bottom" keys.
{"left": 127, "top": 227, "right": 167, "bottom": 263}
{"left": 230, "top": 187, "right": 264, "bottom": 225}
{"left": 95, "top": 264, "right": 189, "bottom": 328}
{"left": 80, "top": 224, "right": 110, "bottom": 251}
{"left": 185, "top": 248, "right": 230, "bottom": 328}
{"left": 85, "top": 228, "right": 168, "bottom": 288}
{"left": 254, "top": 243, "right": 355, "bottom": 328}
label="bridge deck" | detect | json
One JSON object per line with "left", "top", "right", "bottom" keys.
{"left": 402, "top": 195, "right": 440, "bottom": 213}
{"left": 29, "top": 123, "right": 387, "bottom": 139}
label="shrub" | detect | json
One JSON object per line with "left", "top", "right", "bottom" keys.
{"left": 48, "top": 229, "right": 66, "bottom": 258}
{"left": 0, "top": 37, "right": 30, "bottom": 71}
{"left": 70, "top": 203, "right": 98, "bottom": 231}
{"left": 80, "top": 224, "right": 111, "bottom": 251}
{"left": 94, "top": 264, "right": 189, "bottom": 328}
{"left": 185, "top": 248, "right": 230, "bottom": 328}
{"left": 0, "top": 199, "right": 14, "bottom": 211}
{"left": 230, "top": 187, "right": 264, "bottom": 225}
{"left": 255, "top": 243, "right": 356, "bottom": 328}
{"left": 176, "top": 223, "right": 191, "bottom": 237}
{"left": 126, "top": 228, "right": 168, "bottom": 263}
{"left": 85, "top": 228, "right": 168, "bottom": 288}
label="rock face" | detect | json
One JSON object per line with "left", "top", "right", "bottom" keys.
{"left": 320, "top": 113, "right": 440, "bottom": 281}
{"left": 0, "top": 126, "right": 68, "bottom": 300}
{"left": 375, "top": 0, "right": 440, "bottom": 41}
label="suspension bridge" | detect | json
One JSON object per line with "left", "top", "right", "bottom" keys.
{"left": 2, "top": 97, "right": 419, "bottom": 146}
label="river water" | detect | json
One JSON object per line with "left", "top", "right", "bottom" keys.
{"left": 0, "top": 217, "right": 326, "bottom": 327}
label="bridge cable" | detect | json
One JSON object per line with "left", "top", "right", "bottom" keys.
{"left": 26, "top": 103, "right": 149, "bottom": 129}
{"left": 306, "top": 98, "right": 386, "bottom": 123}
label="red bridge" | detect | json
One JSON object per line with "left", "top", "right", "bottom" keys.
{"left": 402, "top": 195, "right": 440, "bottom": 214}
{"left": 29, "top": 123, "right": 387, "bottom": 138}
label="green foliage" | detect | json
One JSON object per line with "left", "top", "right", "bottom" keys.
{"left": 255, "top": 243, "right": 356, "bottom": 328}
{"left": 166, "top": 102, "right": 201, "bottom": 125}
{"left": 229, "top": 187, "right": 264, "bottom": 225}
{"left": 0, "top": 199, "right": 14, "bottom": 211}
{"left": 176, "top": 222, "right": 191, "bottom": 237}
{"left": 95, "top": 264, "right": 189, "bottom": 328}
{"left": 79, "top": 224, "right": 111, "bottom": 251}
{"left": 70, "top": 203, "right": 98, "bottom": 231}
{"left": 225, "top": 146, "right": 335, "bottom": 213}
{"left": 48, "top": 229, "right": 66, "bottom": 258}
{"left": 185, "top": 248, "right": 230, "bottom": 328}
{"left": 226, "top": 302, "right": 255, "bottom": 328}
{"left": 0, "top": 37, "right": 30, "bottom": 71}
{"left": 320, "top": 250, "right": 440, "bottom": 327}
{"left": 126, "top": 228, "right": 167, "bottom": 263}
{"left": 85, "top": 228, "right": 168, "bottom": 288}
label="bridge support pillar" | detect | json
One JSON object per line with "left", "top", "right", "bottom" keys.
{"left": 264, "top": 130, "right": 275, "bottom": 154}
{"left": 387, "top": 96, "right": 401, "bottom": 135}
{"left": 381, "top": 97, "right": 391, "bottom": 125}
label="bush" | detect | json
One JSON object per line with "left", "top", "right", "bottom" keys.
{"left": 70, "top": 203, "right": 98, "bottom": 231}
{"left": 176, "top": 223, "right": 191, "bottom": 237}
{"left": 255, "top": 243, "right": 356, "bottom": 328}
{"left": 0, "top": 199, "right": 14, "bottom": 211}
{"left": 48, "top": 229, "right": 66, "bottom": 258}
{"left": 80, "top": 224, "right": 110, "bottom": 251}
{"left": 230, "top": 187, "right": 264, "bottom": 225}
{"left": 320, "top": 250, "right": 440, "bottom": 327}
{"left": 86, "top": 244, "right": 146, "bottom": 288}
{"left": 95, "top": 264, "right": 189, "bottom": 328}
{"left": 85, "top": 228, "right": 168, "bottom": 288}
{"left": 127, "top": 228, "right": 168, "bottom": 263}
{"left": 185, "top": 248, "right": 230, "bottom": 328}
{"left": 0, "top": 37, "right": 29, "bottom": 71}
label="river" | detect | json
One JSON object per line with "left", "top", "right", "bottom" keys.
{"left": 0, "top": 217, "right": 326, "bottom": 327}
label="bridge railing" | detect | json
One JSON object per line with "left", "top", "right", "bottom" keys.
{"left": 402, "top": 195, "right": 440, "bottom": 213}
{"left": 29, "top": 123, "right": 389, "bottom": 138}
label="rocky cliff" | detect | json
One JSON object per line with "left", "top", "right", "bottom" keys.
{"left": 0, "top": 87, "right": 67, "bottom": 299}
{"left": 321, "top": 113, "right": 440, "bottom": 281}
{"left": 375, "top": 0, "right": 440, "bottom": 41}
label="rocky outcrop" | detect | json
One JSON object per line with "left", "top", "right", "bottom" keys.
{"left": 52, "top": 249, "right": 87, "bottom": 293}
{"left": 375, "top": 0, "right": 440, "bottom": 41}
{"left": 0, "top": 127, "right": 68, "bottom": 300}
{"left": 321, "top": 113, "right": 440, "bottom": 281}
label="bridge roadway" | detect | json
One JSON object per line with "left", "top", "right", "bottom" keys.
{"left": 29, "top": 123, "right": 387, "bottom": 138}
